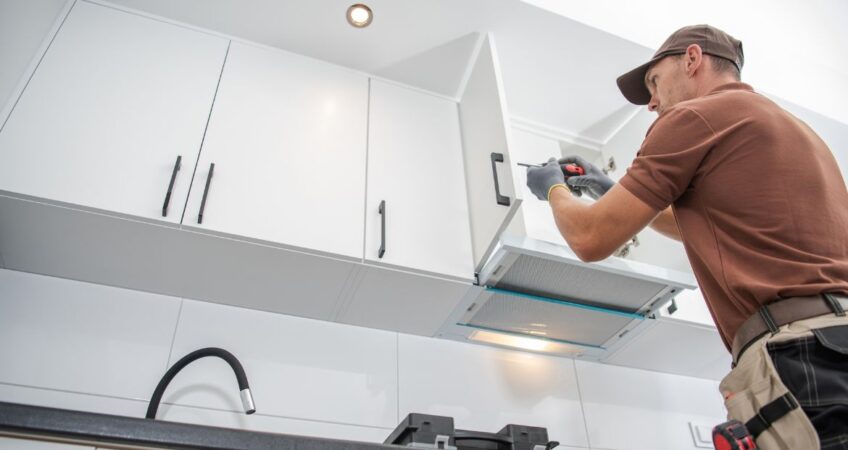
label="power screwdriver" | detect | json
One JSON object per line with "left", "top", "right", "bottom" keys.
{"left": 518, "top": 162, "right": 586, "bottom": 196}
{"left": 517, "top": 162, "right": 585, "bottom": 177}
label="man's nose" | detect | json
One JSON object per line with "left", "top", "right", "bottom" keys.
{"left": 647, "top": 96, "right": 659, "bottom": 113}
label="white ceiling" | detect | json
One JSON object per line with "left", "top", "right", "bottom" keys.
{"left": 526, "top": 0, "right": 848, "bottom": 127}
{"left": 100, "top": 0, "right": 653, "bottom": 145}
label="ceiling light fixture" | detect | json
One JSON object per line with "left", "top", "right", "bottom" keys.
{"left": 346, "top": 4, "right": 373, "bottom": 28}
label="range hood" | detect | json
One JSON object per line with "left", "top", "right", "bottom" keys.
{"left": 438, "top": 234, "right": 697, "bottom": 360}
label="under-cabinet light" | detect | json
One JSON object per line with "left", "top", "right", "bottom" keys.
{"left": 468, "top": 329, "right": 585, "bottom": 356}
{"left": 346, "top": 4, "right": 373, "bottom": 28}
{"left": 469, "top": 330, "right": 551, "bottom": 352}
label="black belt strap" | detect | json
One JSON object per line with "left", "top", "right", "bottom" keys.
{"left": 745, "top": 393, "right": 799, "bottom": 438}
{"left": 758, "top": 306, "right": 780, "bottom": 335}
{"left": 823, "top": 293, "right": 846, "bottom": 316}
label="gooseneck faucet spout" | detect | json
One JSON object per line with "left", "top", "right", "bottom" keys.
{"left": 146, "top": 347, "right": 255, "bottom": 419}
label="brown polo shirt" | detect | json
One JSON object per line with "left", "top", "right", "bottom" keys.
{"left": 619, "top": 82, "right": 848, "bottom": 350}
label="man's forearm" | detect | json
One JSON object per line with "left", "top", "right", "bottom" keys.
{"left": 548, "top": 185, "right": 599, "bottom": 260}
{"left": 548, "top": 184, "right": 660, "bottom": 261}
{"left": 649, "top": 207, "right": 681, "bottom": 241}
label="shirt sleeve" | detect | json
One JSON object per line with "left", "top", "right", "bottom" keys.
{"left": 618, "top": 106, "right": 717, "bottom": 211}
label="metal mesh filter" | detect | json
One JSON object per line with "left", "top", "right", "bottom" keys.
{"left": 493, "top": 254, "right": 667, "bottom": 312}
{"left": 467, "top": 290, "right": 637, "bottom": 346}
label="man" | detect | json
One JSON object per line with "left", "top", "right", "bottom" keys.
{"left": 526, "top": 25, "right": 848, "bottom": 449}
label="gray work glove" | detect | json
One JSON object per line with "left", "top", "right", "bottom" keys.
{"left": 560, "top": 155, "right": 615, "bottom": 200}
{"left": 526, "top": 157, "right": 566, "bottom": 201}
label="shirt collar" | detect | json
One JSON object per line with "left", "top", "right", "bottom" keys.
{"left": 707, "top": 82, "right": 754, "bottom": 96}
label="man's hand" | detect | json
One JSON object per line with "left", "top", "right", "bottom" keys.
{"left": 526, "top": 157, "right": 568, "bottom": 201}
{"left": 560, "top": 155, "right": 615, "bottom": 200}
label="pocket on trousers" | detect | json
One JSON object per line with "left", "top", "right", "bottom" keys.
{"left": 769, "top": 325, "right": 848, "bottom": 407}
{"left": 768, "top": 325, "right": 848, "bottom": 446}
{"left": 723, "top": 377, "right": 771, "bottom": 421}
{"left": 814, "top": 325, "right": 848, "bottom": 355}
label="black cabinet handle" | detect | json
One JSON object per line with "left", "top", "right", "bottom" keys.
{"left": 161, "top": 155, "right": 182, "bottom": 217}
{"left": 490, "top": 152, "right": 511, "bottom": 206}
{"left": 378, "top": 200, "right": 386, "bottom": 259}
{"left": 198, "top": 163, "right": 214, "bottom": 224}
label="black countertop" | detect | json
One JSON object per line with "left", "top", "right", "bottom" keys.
{"left": 0, "top": 401, "right": 400, "bottom": 450}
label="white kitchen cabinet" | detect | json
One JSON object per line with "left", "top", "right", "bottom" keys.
{"left": 365, "top": 79, "right": 473, "bottom": 279}
{"left": 459, "top": 34, "right": 523, "bottom": 274}
{"left": 181, "top": 41, "right": 368, "bottom": 259}
{"left": 0, "top": 1, "right": 228, "bottom": 223}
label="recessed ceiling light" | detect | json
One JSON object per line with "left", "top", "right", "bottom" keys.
{"left": 346, "top": 4, "right": 373, "bottom": 28}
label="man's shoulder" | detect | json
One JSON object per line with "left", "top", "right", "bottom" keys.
{"left": 678, "top": 83, "right": 762, "bottom": 112}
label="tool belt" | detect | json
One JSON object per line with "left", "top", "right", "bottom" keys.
{"left": 731, "top": 292, "right": 848, "bottom": 366}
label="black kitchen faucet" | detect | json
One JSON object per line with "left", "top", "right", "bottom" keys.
{"left": 145, "top": 347, "right": 255, "bottom": 420}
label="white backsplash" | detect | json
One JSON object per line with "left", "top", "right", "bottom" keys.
{"left": 0, "top": 269, "right": 726, "bottom": 450}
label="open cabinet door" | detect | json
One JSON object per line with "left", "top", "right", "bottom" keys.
{"left": 459, "top": 33, "right": 522, "bottom": 274}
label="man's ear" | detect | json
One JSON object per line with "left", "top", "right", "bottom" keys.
{"left": 685, "top": 44, "right": 703, "bottom": 77}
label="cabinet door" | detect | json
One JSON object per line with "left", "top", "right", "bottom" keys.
{"left": 182, "top": 42, "right": 368, "bottom": 259}
{"left": 459, "top": 34, "right": 522, "bottom": 272}
{"left": 0, "top": 2, "right": 228, "bottom": 223}
{"left": 365, "top": 80, "right": 473, "bottom": 279}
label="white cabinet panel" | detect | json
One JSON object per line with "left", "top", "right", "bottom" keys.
{"left": 603, "top": 318, "right": 731, "bottom": 381}
{"left": 0, "top": 195, "right": 355, "bottom": 323}
{"left": 576, "top": 360, "right": 726, "bottom": 450}
{"left": 659, "top": 287, "right": 716, "bottom": 326}
{"left": 459, "top": 34, "right": 522, "bottom": 272}
{"left": 0, "top": 2, "right": 228, "bottom": 223}
{"left": 0, "top": 269, "right": 181, "bottom": 400}
{"left": 335, "top": 265, "right": 471, "bottom": 336}
{"left": 365, "top": 80, "right": 473, "bottom": 279}
{"left": 398, "top": 334, "right": 589, "bottom": 448}
{"left": 182, "top": 41, "right": 368, "bottom": 259}
{"left": 598, "top": 108, "right": 653, "bottom": 184}
{"left": 164, "top": 299, "right": 398, "bottom": 428}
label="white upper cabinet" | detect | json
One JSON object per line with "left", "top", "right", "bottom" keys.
{"left": 182, "top": 42, "right": 369, "bottom": 259}
{"left": 0, "top": 2, "right": 228, "bottom": 223}
{"left": 365, "top": 80, "right": 473, "bottom": 279}
{"left": 458, "top": 34, "right": 523, "bottom": 272}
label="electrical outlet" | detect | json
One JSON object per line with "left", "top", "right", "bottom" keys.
{"left": 689, "top": 421, "right": 714, "bottom": 448}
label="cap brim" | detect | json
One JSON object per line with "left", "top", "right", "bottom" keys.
{"left": 616, "top": 59, "right": 655, "bottom": 105}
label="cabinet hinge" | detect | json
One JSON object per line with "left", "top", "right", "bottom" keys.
{"left": 613, "top": 235, "right": 639, "bottom": 258}
{"left": 601, "top": 156, "right": 617, "bottom": 175}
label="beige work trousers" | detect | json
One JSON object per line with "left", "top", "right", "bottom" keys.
{"left": 720, "top": 313, "right": 848, "bottom": 449}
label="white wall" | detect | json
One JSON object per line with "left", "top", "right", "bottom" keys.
{"left": 524, "top": 0, "right": 848, "bottom": 127}
{"left": 0, "top": 269, "right": 727, "bottom": 450}
{"left": 0, "top": 0, "right": 69, "bottom": 114}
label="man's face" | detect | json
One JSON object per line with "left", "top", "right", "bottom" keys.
{"left": 644, "top": 55, "right": 691, "bottom": 115}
